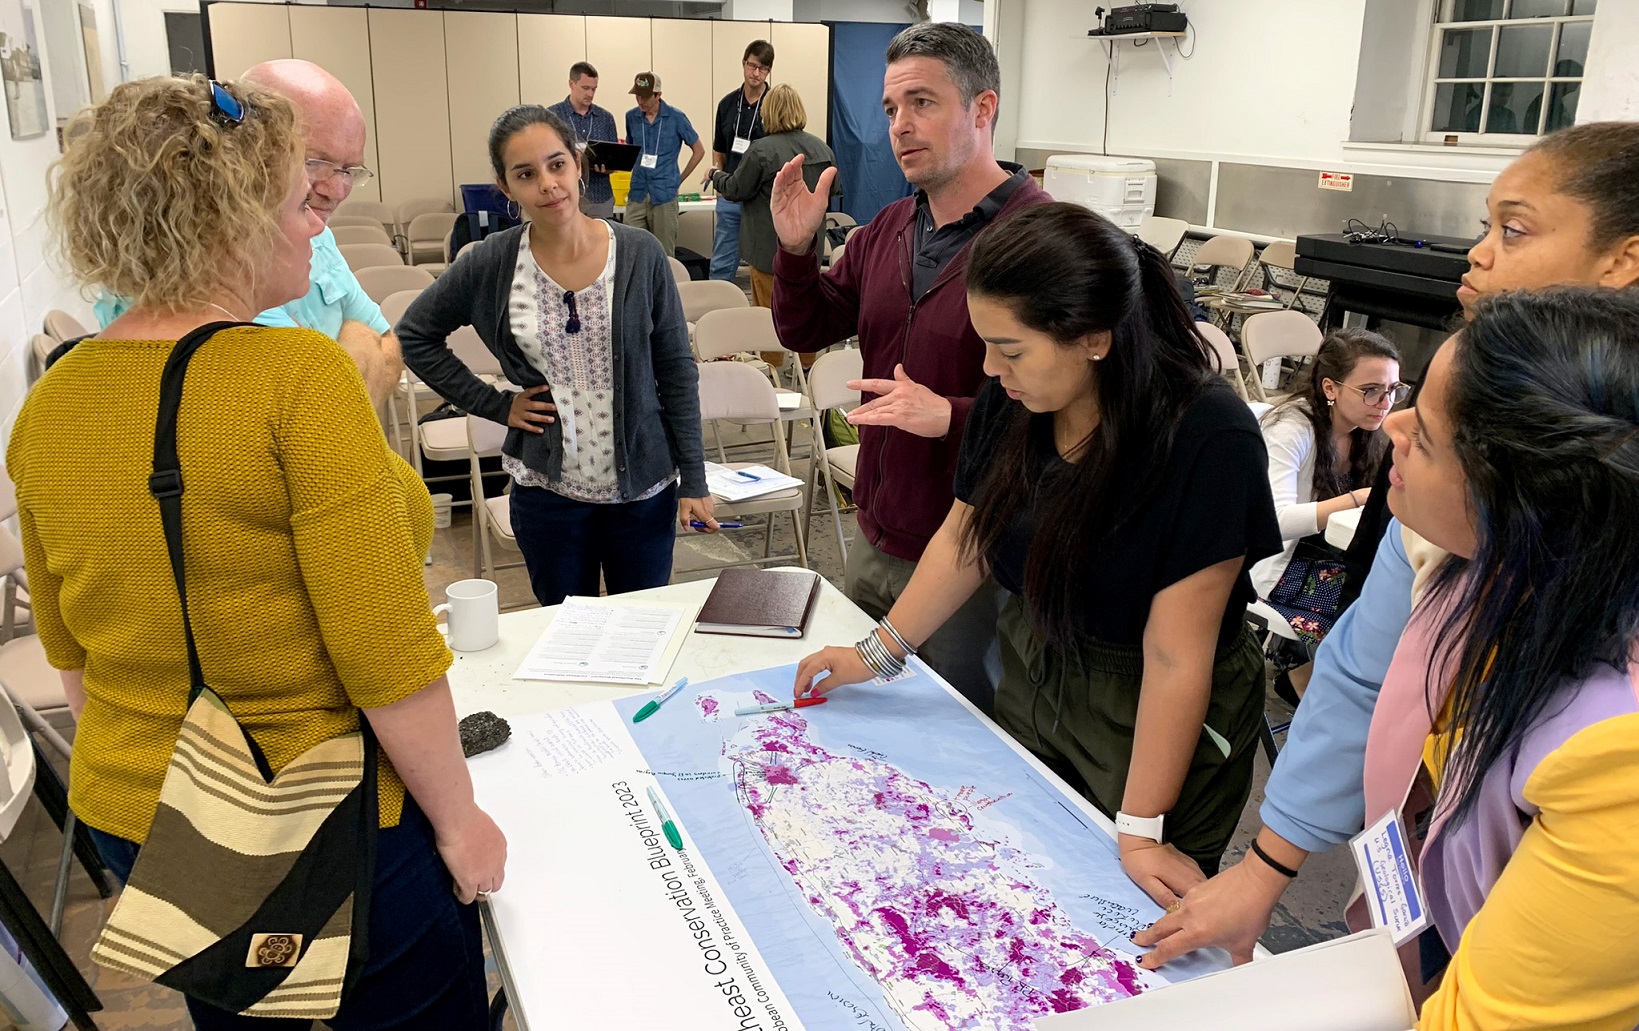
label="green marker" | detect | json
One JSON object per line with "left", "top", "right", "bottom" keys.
{"left": 632, "top": 677, "right": 689, "bottom": 723}
{"left": 647, "top": 785, "right": 684, "bottom": 850}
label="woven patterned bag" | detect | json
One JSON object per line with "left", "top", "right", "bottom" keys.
{"left": 89, "top": 324, "right": 377, "bottom": 1019}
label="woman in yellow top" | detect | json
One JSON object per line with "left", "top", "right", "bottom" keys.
{"left": 11, "top": 76, "right": 503, "bottom": 1028}
{"left": 1365, "top": 286, "right": 1639, "bottom": 1029}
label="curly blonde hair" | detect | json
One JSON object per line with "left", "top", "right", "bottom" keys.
{"left": 47, "top": 75, "right": 303, "bottom": 313}
{"left": 761, "top": 84, "right": 806, "bottom": 135}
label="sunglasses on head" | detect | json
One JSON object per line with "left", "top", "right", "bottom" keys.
{"left": 208, "top": 80, "right": 245, "bottom": 127}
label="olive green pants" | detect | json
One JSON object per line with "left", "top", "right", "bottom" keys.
{"left": 992, "top": 596, "right": 1264, "bottom": 874}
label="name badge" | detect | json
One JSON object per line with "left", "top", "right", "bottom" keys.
{"left": 731, "top": 135, "right": 751, "bottom": 154}
{"left": 1349, "top": 810, "right": 1431, "bottom": 946}
{"left": 640, "top": 153, "right": 659, "bottom": 170}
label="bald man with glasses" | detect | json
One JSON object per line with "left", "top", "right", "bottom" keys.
{"left": 97, "top": 60, "right": 402, "bottom": 412}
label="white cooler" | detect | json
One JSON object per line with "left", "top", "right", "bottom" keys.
{"left": 1042, "top": 155, "right": 1157, "bottom": 229}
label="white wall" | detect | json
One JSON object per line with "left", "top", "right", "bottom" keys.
{"left": 1009, "top": 0, "right": 1639, "bottom": 190}
{"left": 1580, "top": 0, "right": 1639, "bottom": 122}
{"left": 0, "top": 7, "right": 103, "bottom": 452}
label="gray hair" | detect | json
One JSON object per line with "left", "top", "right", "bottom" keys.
{"left": 884, "top": 22, "right": 1000, "bottom": 106}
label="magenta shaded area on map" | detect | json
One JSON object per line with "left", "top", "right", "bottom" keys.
{"left": 723, "top": 709, "right": 1143, "bottom": 1031}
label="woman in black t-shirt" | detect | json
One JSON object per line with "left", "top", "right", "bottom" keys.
{"left": 795, "top": 203, "right": 1281, "bottom": 907}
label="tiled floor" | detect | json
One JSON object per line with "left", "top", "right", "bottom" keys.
{"left": 1, "top": 397, "right": 1354, "bottom": 1028}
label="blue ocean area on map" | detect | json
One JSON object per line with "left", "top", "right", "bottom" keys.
{"left": 613, "top": 661, "right": 1226, "bottom": 1031}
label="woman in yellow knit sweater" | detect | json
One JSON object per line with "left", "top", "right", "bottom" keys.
{"left": 10, "top": 76, "right": 502, "bottom": 1028}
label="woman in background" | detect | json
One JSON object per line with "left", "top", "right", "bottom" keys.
{"left": 398, "top": 105, "right": 713, "bottom": 607}
{"left": 1252, "top": 328, "right": 1400, "bottom": 699}
{"left": 707, "top": 83, "right": 836, "bottom": 308}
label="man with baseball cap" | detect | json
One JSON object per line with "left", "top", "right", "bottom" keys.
{"left": 623, "top": 71, "right": 705, "bottom": 256}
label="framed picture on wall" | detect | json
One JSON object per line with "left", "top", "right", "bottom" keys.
{"left": 0, "top": 0, "right": 50, "bottom": 140}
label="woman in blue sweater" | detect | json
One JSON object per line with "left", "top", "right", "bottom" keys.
{"left": 399, "top": 106, "right": 715, "bottom": 606}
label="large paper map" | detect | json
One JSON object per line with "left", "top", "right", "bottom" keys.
{"left": 607, "top": 661, "right": 1226, "bottom": 1030}
{"left": 470, "top": 660, "right": 1227, "bottom": 1030}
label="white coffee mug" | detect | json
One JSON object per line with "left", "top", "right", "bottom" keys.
{"left": 434, "top": 578, "right": 499, "bottom": 652}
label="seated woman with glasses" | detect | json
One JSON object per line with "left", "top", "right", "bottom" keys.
{"left": 398, "top": 105, "right": 713, "bottom": 607}
{"left": 1251, "top": 328, "right": 1401, "bottom": 702}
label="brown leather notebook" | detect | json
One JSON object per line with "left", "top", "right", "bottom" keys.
{"left": 694, "top": 568, "right": 822, "bottom": 638}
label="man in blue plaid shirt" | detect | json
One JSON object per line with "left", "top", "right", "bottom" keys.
{"left": 549, "top": 62, "right": 620, "bottom": 219}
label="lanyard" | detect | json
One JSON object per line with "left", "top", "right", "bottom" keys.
{"left": 735, "top": 90, "right": 764, "bottom": 138}
{"left": 640, "top": 111, "right": 659, "bottom": 156}
{"left": 568, "top": 104, "right": 596, "bottom": 141}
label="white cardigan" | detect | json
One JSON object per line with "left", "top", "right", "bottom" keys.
{"left": 1250, "top": 405, "right": 1325, "bottom": 599}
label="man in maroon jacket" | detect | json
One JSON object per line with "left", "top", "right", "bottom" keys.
{"left": 768, "top": 22, "right": 1050, "bottom": 713}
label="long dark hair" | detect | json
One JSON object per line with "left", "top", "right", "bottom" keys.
{"left": 487, "top": 104, "right": 580, "bottom": 180}
{"left": 1265, "top": 328, "right": 1399, "bottom": 499}
{"left": 1425, "top": 287, "right": 1639, "bottom": 829}
{"left": 961, "top": 202, "right": 1216, "bottom": 643}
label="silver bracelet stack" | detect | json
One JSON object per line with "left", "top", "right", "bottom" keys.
{"left": 855, "top": 628, "right": 905, "bottom": 680}
{"left": 879, "top": 617, "right": 916, "bottom": 658}
{"left": 855, "top": 619, "right": 915, "bottom": 680}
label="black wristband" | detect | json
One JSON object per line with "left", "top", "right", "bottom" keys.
{"left": 1249, "top": 839, "right": 1299, "bottom": 879}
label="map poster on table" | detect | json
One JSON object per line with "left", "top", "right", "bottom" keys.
{"left": 469, "top": 661, "right": 1227, "bottom": 1031}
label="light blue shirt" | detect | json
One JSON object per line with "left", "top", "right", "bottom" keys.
{"left": 1259, "top": 519, "right": 1417, "bottom": 853}
{"left": 624, "top": 101, "right": 700, "bottom": 206}
{"left": 94, "top": 227, "right": 390, "bottom": 339}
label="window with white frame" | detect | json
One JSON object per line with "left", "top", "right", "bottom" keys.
{"left": 1422, "top": 0, "right": 1595, "bottom": 144}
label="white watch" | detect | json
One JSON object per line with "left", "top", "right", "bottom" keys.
{"left": 1115, "top": 811, "right": 1166, "bottom": 843}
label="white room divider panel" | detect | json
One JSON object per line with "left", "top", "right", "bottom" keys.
{"left": 368, "top": 8, "right": 455, "bottom": 212}
{"left": 651, "top": 18, "right": 715, "bottom": 185}
{"left": 207, "top": 3, "right": 291, "bottom": 82}
{"left": 289, "top": 5, "right": 381, "bottom": 204}
{"left": 446, "top": 11, "right": 522, "bottom": 191}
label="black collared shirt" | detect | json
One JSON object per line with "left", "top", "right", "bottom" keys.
{"left": 910, "top": 163, "right": 1029, "bottom": 301}
{"left": 712, "top": 87, "right": 769, "bottom": 175}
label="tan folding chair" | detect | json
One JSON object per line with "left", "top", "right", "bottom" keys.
{"left": 331, "top": 224, "right": 394, "bottom": 248}
{"left": 339, "top": 243, "right": 405, "bottom": 272}
{"left": 677, "top": 279, "right": 750, "bottom": 327}
{"left": 694, "top": 362, "right": 809, "bottom": 571}
{"left": 1195, "top": 321, "right": 1249, "bottom": 399}
{"left": 667, "top": 256, "right": 691, "bottom": 286}
{"left": 334, "top": 199, "right": 395, "bottom": 235}
{"left": 396, "top": 197, "right": 455, "bottom": 243}
{"left": 42, "top": 310, "right": 88, "bottom": 343}
{"left": 330, "top": 214, "right": 392, "bottom": 232}
{"left": 407, "top": 213, "right": 460, "bottom": 266}
{"left": 694, "top": 307, "right": 814, "bottom": 461}
{"left": 355, "top": 265, "right": 437, "bottom": 304}
{"left": 409, "top": 325, "right": 504, "bottom": 489}
{"left": 1241, "top": 309, "right": 1323, "bottom": 402}
{"left": 677, "top": 209, "right": 716, "bottom": 258}
{"left": 465, "top": 416, "right": 526, "bottom": 585}
{"left": 1136, "top": 215, "right": 1189, "bottom": 260}
{"left": 28, "top": 334, "right": 58, "bottom": 384}
{"left": 1257, "top": 240, "right": 1311, "bottom": 311}
{"left": 1191, "top": 235, "right": 1257, "bottom": 292}
{"left": 0, "top": 476, "right": 30, "bottom": 642}
{"left": 802, "top": 347, "right": 862, "bottom": 562}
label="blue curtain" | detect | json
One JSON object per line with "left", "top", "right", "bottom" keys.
{"left": 827, "top": 21, "right": 914, "bottom": 224}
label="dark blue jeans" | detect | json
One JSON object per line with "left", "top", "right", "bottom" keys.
{"left": 88, "top": 797, "right": 488, "bottom": 1030}
{"left": 508, "top": 482, "right": 678, "bottom": 606}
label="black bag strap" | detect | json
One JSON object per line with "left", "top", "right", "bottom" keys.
{"left": 149, "top": 321, "right": 252, "bottom": 698}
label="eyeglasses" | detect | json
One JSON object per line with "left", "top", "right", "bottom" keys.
{"left": 304, "top": 158, "right": 375, "bottom": 188}
{"left": 562, "top": 291, "right": 581, "bottom": 335}
{"left": 208, "top": 80, "right": 244, "bottom": 127}
{"left": 1340, "top": 381, "right": 1411, "bottom": 407}
{"left": 743, "top": 60, "right": 770, "bottom": 75}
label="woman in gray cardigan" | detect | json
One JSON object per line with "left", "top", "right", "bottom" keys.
{"left": 707, "top": 84, "right": 836, "bottom": 307}
{"left": 399, "top": 105, "right": 715, "bottom": 607}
